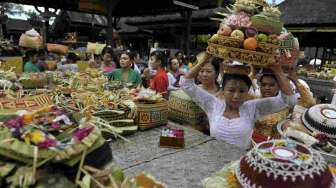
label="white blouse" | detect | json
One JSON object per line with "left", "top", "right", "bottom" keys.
{"left": 181, "top": 78, "right": 296, "bottom": 149}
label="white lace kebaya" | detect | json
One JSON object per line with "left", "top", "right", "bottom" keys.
{"left": 181, "top": 78, "right": 296, "bottom": 149}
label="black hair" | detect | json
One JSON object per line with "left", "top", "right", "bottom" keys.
{"left": 67, "top": 52, "right": 78, "bottom": 62}
{"left": 175, "top": 50, "right": 183, "bottom": 57}
{"left": 25, "top": 49, "right": 38, "bottom": 59}
{"left": 102, "top": 47, "right": 114, "bottom": 57}
{"left": 222, "top": 73, "right": 252, "bottom": 89}
{"left": 150, "top": 50, "right": 167, "bottom": 68}
{"left": 119, "top": 49, "right": 135, "bottom": 60}
{"left": 260, "top": 73, "right": 277, "bottom": 83}
{"left": 204, "top": 57, "right": 221, "bottom": 80}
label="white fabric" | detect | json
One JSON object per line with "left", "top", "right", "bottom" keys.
{"left": 57, "top": 63, "right": 79, "bottom": 72}
{"left": 181, "top": 78, "right": 296, "bottom": 149}
{"left": 134, "top": 63, "right": 141, "bottom": 74}
{"left": 167, "top": 72, "right": 179, "bottom": 91}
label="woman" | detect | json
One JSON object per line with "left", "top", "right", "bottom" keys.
{"left": 197, "top": 57, "right": 221, "bottom": 95}
{"left": 167, "top": 57, "right": 183, "bottom": 91}
{"left": 57, "top": 52, "right": 79, "bottom": 72}
{"left": 253, "top": 69, "right": 315, "bottom": 141}
{"left": 24, "top": 50, "right": 40, "bottom": 73}
{"left": 108, "top": 50, "right": 141, "bottom": 87}
{"left": 182, "top": 52, "right": 296, "bottom": 149}
{"left": 101, "top": 47, "right": 116, "bottom": 73}
{"left": 149, "top": 50, "right": 169, "bottom": 97}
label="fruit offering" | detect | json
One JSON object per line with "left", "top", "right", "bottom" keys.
{"left": 207, "top": 0, "right": 289, "bottom": 66}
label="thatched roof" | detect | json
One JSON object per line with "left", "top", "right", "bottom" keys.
{"left": 279, "top": 0, "right": 336, "bottom": 26}
{"left": 125, "top": 7, "right": 226, "bottom": 26}
{"left": 65, "top": 11, "right": 107, "bottom": 26}
{"left": 6, "top": 19, "right": 32, "bottom": 32}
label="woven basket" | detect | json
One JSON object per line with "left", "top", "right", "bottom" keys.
{"left": 207, "top": 42, "right": 276, "bottom": 66}
{"left": 258, "top": 42, "right": 279, "bottom": 54}
{"left": 92, "top": 107, "right": 130, "bottom": 122}
{"left": 135, "top": 100, "right": 168, "bottom": 130}
{"left": 168, "top": 90, "right": 206, "bottom": 125}
{"left": 47, "top": 43, "right": 69, "bottom": 55}
{"left": 0, "top": 56, "right": 23, "bottom": 74}
{"left": 217, "top": 35, "right": 243, "bottom": 48}
{"left": 19, "top": 34, "right": 43, "bottom": 49}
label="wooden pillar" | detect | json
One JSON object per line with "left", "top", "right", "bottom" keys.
{"left": 314, "top": 47, "right": 319, "bottom": 66}
{"left": 183, "top": 10, "right": 192, "bottom": 55}
{"left": 103, "top": 0, "right": 120, "bottom": 46}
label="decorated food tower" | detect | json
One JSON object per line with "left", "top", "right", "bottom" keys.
{"left": 207, "top": 0, "right": 285, "bottom": 66}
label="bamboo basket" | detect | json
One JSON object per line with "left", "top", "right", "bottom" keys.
{"left": 47, "top": 43, "right": 69, "bottom": 55}
{"left": 217, "top": 35, "right": 243, "bottom": 48}
{"left": 19, "top": 34, "right": 43, "bottom": 49}
{"left": 258, "top": 42, "right": 279, "bottom": 54}
{"left": 135, "top": 100, "right": 168, "bottom": 130}
{"left": 0, "top": 56, "right": 23, "bottom": 74}
{"left": 168, "top": 90, "right": 206, "bottom": 125}
{"left": 207, "top": 42, "right": 277, "bottom": 66}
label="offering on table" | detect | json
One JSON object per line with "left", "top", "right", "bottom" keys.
{"left": 132, "top": 88, "right": 163, "bottom": 103}
{"left": 236, "top": 139, "right": 334, "bottom": 188}
{"left": 302, "top": 104, "right": 336, "bottom": 138}
{"left": 0, "top": 106, "right": 104, "bottom": 165}
{"left": 204, "top": 139, "right": 335, "bottom": 188}
{"left": 159, "top": 127, "right": 185, "bottom": 148}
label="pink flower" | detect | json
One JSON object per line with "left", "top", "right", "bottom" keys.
{"left": 73, "top": 127, "right": 94, "bottom": 142}
{"left": 51, "top": 122, "right": 61, "bottom": 129}
{"left": 37, "top": 137, "right": 57, "bottom": 148}
{"left": 4, "top": 116, "right": 24, "bottom": 128}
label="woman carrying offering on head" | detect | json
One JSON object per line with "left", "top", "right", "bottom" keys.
{"left": 181, "top": 52, "right": 296, "bottom": 149}
{"left": 107, "top": 50, "right": 141, "bottom": 88}
{"left": 24, "top": 50, "right": 40, "bottom": 73}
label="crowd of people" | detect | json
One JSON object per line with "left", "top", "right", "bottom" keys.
{"left": 21, "top": 46, "right": 317, "bottom": 149}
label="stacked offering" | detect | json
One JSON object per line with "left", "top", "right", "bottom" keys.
{"left": 207, "top": 0, "right": 284, "bottom": 66}
{"left": 203, "top": 139, "right": 335, "bottom": 188}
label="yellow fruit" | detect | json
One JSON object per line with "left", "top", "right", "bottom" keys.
{"left": 243, "top": 37, "right": 258, "bottom": 50}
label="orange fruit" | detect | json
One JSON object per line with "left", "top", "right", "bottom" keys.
{"left": 23, "top": 113, "right": 34, "bottom": 124}
{"left": 243, "top": 37, "right": 258, "bottom": 50}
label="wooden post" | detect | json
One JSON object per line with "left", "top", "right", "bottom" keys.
{"left": 103, "top": 0, "right": 120, "bottom": 46}
{"left": 314, "top": 47, "right": 319, "bottom": 66}
{"left": 184, "top": 10, "right": 192, "bottom": 55}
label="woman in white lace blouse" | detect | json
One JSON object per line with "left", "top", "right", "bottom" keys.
{"left": 182, "top": 53, "right": 296, "bottom": 149}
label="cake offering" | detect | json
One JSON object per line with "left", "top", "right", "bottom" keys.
{"left": 302, "top": 104, "right": 336, "bottom": 138}
{"left": 207, "top": 0, "right": 285, "bottom": 66}
{"left": 236, "top": 139, "right": 335, "bottom": 188}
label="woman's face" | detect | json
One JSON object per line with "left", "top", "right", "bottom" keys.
{"left": 199, "top": 63, "right": 217, "bottom": 86}
{"left": 149, "top": 55, "right": 160, "bottom": 70}
{"left": 103, "top": 53, "right": 112, "bottom": 65}
{"left": 170, "top": 59, "right": 179, "bottom": 71}
{"left": 119, "top": 54, "right": 132, "bottom": 68}
{"left": 222, "top": 79, "right": 249, "bottom": 110}
{"left": 260, "top": 75, "right": 279, "bottom": 98}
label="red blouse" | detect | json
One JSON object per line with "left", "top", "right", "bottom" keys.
{"left": 150, "top": 68, "right": 168, "bottom": 97}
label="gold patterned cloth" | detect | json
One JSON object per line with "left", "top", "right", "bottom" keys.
{"left": 254, "top": 107, "right": 289, "bottom": 138}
